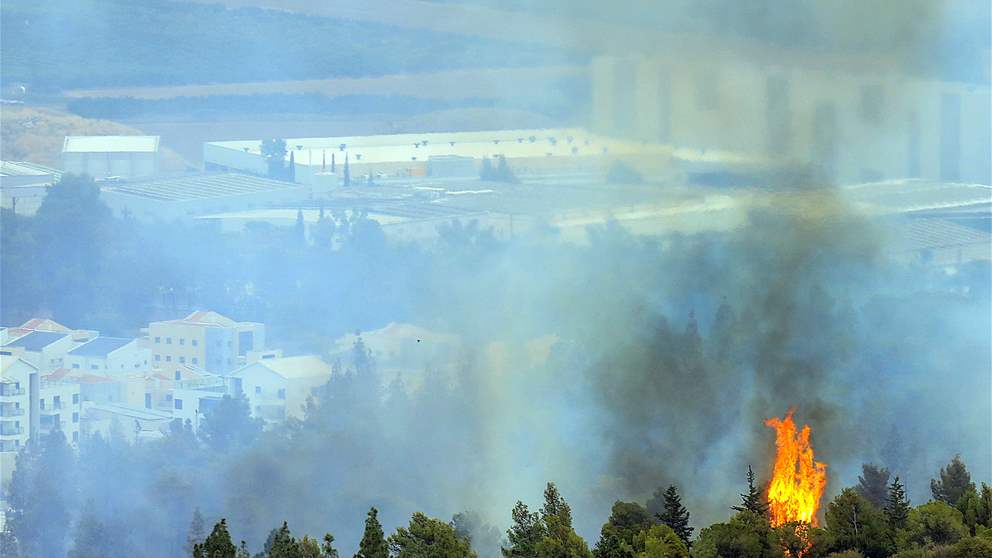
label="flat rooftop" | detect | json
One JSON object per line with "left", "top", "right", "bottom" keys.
{"left": 207, "top": 128, "right": 673, "bottom": 166}
{"left": 63, "top": 135, "right": 160, "bottom": 153}
{"left": 68, "top": 337, "right": 133, "bottom": 358}
{"left": 0, "top": 161, "right": 62, "bottom": 178}
{"left": 3, "top": 331, "right": 68, "bottom": 351}
{"left": 103, "top": 172, "right": 303, "bottom": 202}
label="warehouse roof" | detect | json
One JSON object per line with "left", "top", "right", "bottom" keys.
{"left": 2, "top": 331, "right": 68, "bottom": 351}
{"left": 103, "top": 173, "right": 302, "bottom": 202}
{"left": 845, "top": 180, "right": 992, "bottom": 215}
{"left": 0, "top": 161, "right": 62, "bottom": 178}
{"left": 68, "top": 337, "right": 134, "bottom": 358}
{"left": 63, "top": 135, "right": 160, "bottom": 153}
{"left": 207, "top": 128, "right": 673, "bottom": 166}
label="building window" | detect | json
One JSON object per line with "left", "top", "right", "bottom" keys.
{"left": 179, "top": 356, "right": 185, "bottom": 364}
{"left": 72, "top": 363, "right": 80, "bottom": 369}
{"left": 174, "top": 399, "right": 183, "bottom": 410}
{"left": 255, "top": 386, "right": 261, "bottom": 395}
{"left": 166, "top": 356, "right": 172, "bottom": 362}
{"left": 90, "top": 364, "right": 98, "bottom": 370}
{"left": 166, "top": 337, "right": 172, "bottom": 344}
{"left": 54, "top": 396, "right": 61, "bottom": 409}
{"left": 40, "top": 399, "right": 45, "bottom": 410}
{"left": 155, "top": 354, "right": 161, "bottom": 362}
{"left": 192, "top": 340, "right": 198, "bottom": 347}
{"left": 73, "top": 393, "right": 79, "bottom": 404}
{"left": 72, "top": 431, "right": 79, "bottom": 443}
{"left": 174, "top": 371, "right": 181, "bottom": 380}
{"left": 154, "top": 336, "right": 161, "bottom": 343}
{"left": 145, "top": 393, "right": 152, "bottom": 409}
{"left": 192, "top": 357, "right": 198, "bottom": 365}
{"left": 179, "top": 338, "right": 185, "bottom": 345}
{"left": 277, "top": 388, "right": 286, "bottom": 400}
{"left": 72, "top": 412, "right": 79, "bottom": 423}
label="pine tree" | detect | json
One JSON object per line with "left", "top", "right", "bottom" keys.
{"left": 268, "top": 522, "right": 299, "bottom": 558}
{"left": 656, "top": 486, "right": 693, "bottom": 549}
{"left": 355, "top": 507, "right": 388, "bottom": 558}
{"left": 931, "top": 455, "right": 976, "bottom": 506}
{"left": 732, "top": 466, "right": 768, "bottom": 517}
{"left": 186, "top": 507, "right": 207, "bottom": 556}
{"left": 856, "top": 463, "right": 890, "bottom": 509}
{"left": 502, "top": 501, "right": 544, "bottom": 557}
{"left": 288, "top": 151, "right": 296, "bottom": 182}
{"left": 322, "top": 533, "right": 339, "bottom": 558}
{"left": 201, "top": 518, "right": 237, "bottom": 558}
{"left": 884, "top": 476, "right": 911, "bottom": 529}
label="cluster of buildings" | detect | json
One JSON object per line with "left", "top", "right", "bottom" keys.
{"left": 0, "top": 311, "right": 341, "bottom": 489}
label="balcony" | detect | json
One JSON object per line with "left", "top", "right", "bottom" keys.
{"left": 0, "top": 387, "right": 25, "bottom": 398}
{"left": 0, "top": 407, "right": 24, "bottom": 418}
{"left": 40, "top": 402, "right": 64, "bottom": 414}
{"left": 0, "top": 426, "right": 23, "bottom": 436}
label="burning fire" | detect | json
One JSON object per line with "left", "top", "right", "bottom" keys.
{"left": 764, "top": 409, "right": 827, "bottom": 527}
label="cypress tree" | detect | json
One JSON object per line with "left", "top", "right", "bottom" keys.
{"left": 732, "top": 465, "right": 768, "bottom": 517}
{"left": 856, "top": 463, "right": 890, "bottom": 509}
{"left": 343, "top": 154, "right": 351, "bottom": 187}
{"left": 657, "top": 485, "right": 693, "bottom": 549}
{"left": 884, "top": 476, "right": 911, "bottom": 529}
{"left": 288, "top": 151, "right": 296, "bottom": 182}
{"left": 355, "top": 507, "right": 388, "bottom": 558}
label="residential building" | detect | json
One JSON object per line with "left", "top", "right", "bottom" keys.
{"left": 63, "top": 336, "right": 150, "bottom": 377}
{"left": 229, "top": 355, "right": 332, "bottom": 422}
{"left": 1, "top": 330, "right": 77, "bottom": 372}
{"left": 62, "top": 135, "right": 160, "bottom": 179}
{"left": 0, "top": 318, "right": 97, "bottom": 345}
{"left": 38, "top": 378, "right": 82, "bottom": 445}
{"left": 0, "top": 356, "right": 37, "bottom": 488}
{"left": 171, "top": 382, "right": 227, "bottom": 432}
{"left": 148, "top": 311, "right": 265, "bottom": 374}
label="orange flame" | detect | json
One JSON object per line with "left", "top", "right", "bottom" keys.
{"left": 764, "top": 409, "right": 827, "bottom": 527}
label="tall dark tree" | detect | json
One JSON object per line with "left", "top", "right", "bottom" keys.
{"left": 732, "top": 465, "right": 768, "bottom": 517}
{"left": 198, "top": 394, "right": 262, "bottom": 452}
{"left": 68, "top": 501, "right": 109, "bottom": 558}
{"left": 343, "top": 154, "right": 351, "bottom": 187}
{"left": 502, "top": 502, "right": 544, "bottom": 558}
{"left": 656, "top": 486, "right": 693, "bottom": 549}
{"left": 856, "top": 463, "right": 890, "bottom": 509}
{"left": 536, "top": 483, "right": 590, "bottom": 558}
{"left": 592, "top": 501, "right": 655, "bottom": 558}
{"left": 823, "top": 489, "right": 891, "bottom": 558}
{"left": 931, "top": 455, "right": 976, "bottom": 506}
{"left": 288, "top": 150, "right": 297, "bottom": 182}
{"left": 186, "top": 507, "right": 207, "bottom": 556}
{"left": 322, "top": 534, "right": 340, "bottom": 558}
{"left": 198, "top": 519, "right": 237, "bottom": 558}
{"left": 7, "top": 430, "right": 75, "bottom": 558}
{"left": 355, "top": 508, "right": 388, "bottom": 558}
{"left": 884, "top": 476, "right": 911, "bottom": 530}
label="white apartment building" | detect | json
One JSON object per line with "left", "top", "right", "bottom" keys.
{"left": 229, "top": 355, "right": 332, "bottom": 422}
{"left": 63, "top": 336, "right": 150, "bottom": 377}
{"left": 1, "top": 330, "right": 77, "bottom": 372}
{"left": 0, "top": 356, "right": 37, "bottom": 488}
